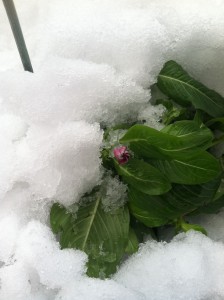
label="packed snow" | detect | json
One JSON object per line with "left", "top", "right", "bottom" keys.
{"left": 1, "top": 0, "right": 224, "bottom": 299}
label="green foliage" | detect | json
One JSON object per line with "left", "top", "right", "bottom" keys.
{"left": 50, "top": 59, "right": 224, "bottom": 279}
{"left": 156, "top": 99, "right": 192, "bottom": 125}
{"left": 115, "top": 158, "right": 171, "bottom": 195}
{"left": 157, "top": 60, "right": 224, "bottom": 117}
{"left": 161, "top": 120, "right": 213, "bottom": 150}
{"left": 190, "top": 195, "right": 224, "bottom": 215}
{"left": 152, "top": 150, "right": 221, "bottom": 185}
{"left": 120, "top": 124, "right": 220, "bottom": 185}
{"left": 125, "top": 228, "right": 139, "bottom": 254}
{"left": 165, "top": 177, "right": 221, "bottom": 212}
{"left": 120, "top": 124, "right": 191, "bottom": 159}
{"left": 128, "top": 188, "right": 180, "bottom": 227}
{"left": 178, "top": 219, "right": 207, "bottom": 235}
{"left": 120, "top": 122, "right": 213, "bottom": 159}
{"left": 206, "top": 117, "right": 224, "bottom": 127}
{"left": 128, "top": 177, "right": 221, "bottom": 227}
{"left": 50, "top": 197, "right": 129, "bottom": 278}
{"left": 116, "top": 60, "right": 223, "bottom": 230}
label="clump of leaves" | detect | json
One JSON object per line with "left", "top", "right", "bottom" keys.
{"left": 51, "top": 195, "right": 130, "bottom": 278}
{"left": 50, "top": 60, "right": 224, "bottom": 278}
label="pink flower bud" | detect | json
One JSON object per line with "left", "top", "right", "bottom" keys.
{"left": 113, "top": 146, "right": 130, "bottom": 164}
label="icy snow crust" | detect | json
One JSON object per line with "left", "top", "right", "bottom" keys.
{"left": 1, "top": 0, "right": 224, "bottom": 299}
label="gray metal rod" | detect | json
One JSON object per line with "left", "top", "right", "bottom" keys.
{"left": 2, "top": 0, "right": 33, "bottom": 72}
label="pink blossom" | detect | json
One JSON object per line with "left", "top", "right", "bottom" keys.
{"left": 113, "top": 146, "right": 130, "bottom": 164}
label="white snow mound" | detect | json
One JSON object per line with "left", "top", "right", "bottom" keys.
{"left": 1, "top": 0, "right": 224, "bottom": 299}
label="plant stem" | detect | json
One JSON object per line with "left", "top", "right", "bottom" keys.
{"left": 2, "top": 0, "right": 33, "bottom": 72}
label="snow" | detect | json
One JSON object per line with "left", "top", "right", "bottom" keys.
{"left": 55, "top": 278, "right": 143, "bottom": 300}
{"left": 101, "top": 175, "right": 128, "bottom": 212}
{"left": 0, "top": 0, "right": 224, "bottom": 299}
{"left": 190, "top": 210, "right": 224, "bottom": 243}
{"left": 0, "top": 60, "right": 149, "bottom": 126}
{"left": 115, "top": 231, "right": 224, "bottom": 300}
{"left": 138, "top": 103, "right": 165, "bottom": 130}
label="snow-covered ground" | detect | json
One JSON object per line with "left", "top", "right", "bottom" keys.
{"left": 1, "top": 0, "right": 224, "bottom": 299}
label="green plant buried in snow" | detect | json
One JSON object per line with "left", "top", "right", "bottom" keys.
{"left": 50, "top": 60, "right": 224, "bottom": 278}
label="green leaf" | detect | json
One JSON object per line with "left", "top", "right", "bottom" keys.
{"left": 166, "top": 177, "right": 221, "bottom": 213}
{"left": 207, "top": 117, "right": 224, "bottom": 126}
{"left": 50, "top": 198, "right": 129, "bottom": 278}
{"left": 128, "top": 177, "right": 221, "bottom": 227}
{"left": 193, "top": 110, "right": 204, "bottom": 125}
{"left": 125, "top": 228, "right": 139, "bottom": 254}
{"left": 115, "top": 158, "right": 171, "bottom": 195}
{"left": 190, "top": 195, "right": 224, "bottom": 215}
{"left": 206, "top": 117, "right": 224, "bottom": 128}
{"left": 157, "top": 60, "right": 224, "bottom": 117}
{"left": 156, "top": 99, "right": 190, "bottom": 125}
{"left": 180, "top": 221, "right": 207, "bottom": 235}
{"left": 214, "top": 178, "right": 224, "bottom": 200}
{"left": 128, "top": 188, "right": 180, "bottom": 227}
{"left": 163, "top": 106, "right": 187, "bottom": 126}
{"left": 120, "top": 124, "right": 177, "bottom": 160}
{"left": 156, "top": 98, "right": 173, "bottom": 110}
{"left": 101, "top": 148, "right": 115, "bottom": 172}
{"left": 50, "top": 203, "right": 74, "bottom": 234}
{"left": 120, "top": 124, "right": 220, "bottom": 185}
{"left": 161, "top": 120, "right": 213, "bottom": 150}
{"left": 152, "top": 150, "right": 221, "bottom": 185}
{"left": 130, "top": 217, "right": 158, "bottom": 241}
{"left": 120, "top": 124, "right": 212, "bottom": 160}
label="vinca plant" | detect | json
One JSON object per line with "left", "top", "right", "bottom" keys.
{"left": 50, "top": 60, "right": 224, "bottom": 279}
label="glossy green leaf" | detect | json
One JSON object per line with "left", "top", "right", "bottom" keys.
{"left": 50, "top": 198, "right": 129, "bottom": 278}
{"left": 161, "top": 120, "right": 213, "bottom": 150}
{"left": 166, "top": 177, "right": 221, "bottom": 213}
{"left": 152, "top": 150, "right": 221, "bottom": 185}
{"left": 120, "top": 124, "right": 178, "bottom": 159}
{"left": 190, "top": 195, "right": 224, "bottom": 215}
{"left": 128, "top": 177, "right": 221, "bottom": 227}
{"left": 157, "top": 60, "right": 224, "bottom": 117}
{"left": 180, "top": 222, "right": 207, "bottom": 235}
{"left": 120, "top": 124, "right": 212, "bottom": 160}
{"left": 128, "top": 188, "right": 179, "bottom": 227}
{"left": 115, "top": 158, "right": 171, "bottom": 195}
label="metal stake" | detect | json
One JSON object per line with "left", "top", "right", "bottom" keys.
{"left": 2, "top": 0, "right": 33, "bottom": 72}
